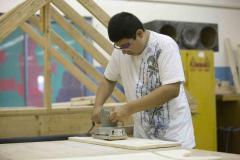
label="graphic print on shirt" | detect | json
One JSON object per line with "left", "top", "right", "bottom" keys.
{"left": 136, "top": 44, "right": 170, "bottom": 138}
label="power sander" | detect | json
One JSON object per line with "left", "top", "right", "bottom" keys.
{"left": 92, "top": 108, "right": 128, "bottom": 140}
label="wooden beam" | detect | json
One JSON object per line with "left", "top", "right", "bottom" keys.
{"left": 0, "top": 105, "right": 133, "bottom": 139}
{"left": 29, "top": 16, "right": 125, "bottom": 102}
{"left": 29, "top": 16, "right": 102, "bottom": 81}
{"left": 30, "top": 16, "right": 102, "bottom": 80}
{"left": 71, "top": 96, "right": 95, "bottom": 102}
{"left": 52, "top": 33, "right": 125, "bottom": 102}
{"left": 77, "top": 0, "right": 110, "bottom": 28}
{"left": 50, "top": 7, "right": 126, "bottom": 101}
{"left": 40, "top": 8, "right": 44, "bottom": 31}
{"left": 51, "top": 48, "right": 99, "bottom": 96}
{"left": 0, "top": 107, "right": 93, "bottom": 138}
{"left": 51, "top": 6, "right": 108, "bottom": 68}
{"left": 20, "top": 23, "right": 99, "bottom": 97}
{"left": 52, "top": 0, "right": 113, "bottom": 55}
{"left": 51, "top": 32, "right": 102, "bottom": 81}
{"left": 0, "top": 103, "right": 127, "bottom": 116}
{"left": 20, "top": 23, "right": 45, "bottom": 46}
{"left": 0, "top": 106, "right": 92, "bottom": 116}
{"left": 42, "top": 3, "right": 52, "bottom": 109}
{"left": 0, "top": 0, "right": 51, "bottom": 42}
{"left": 224, "top": 39, "right": 240, "bottom": 93}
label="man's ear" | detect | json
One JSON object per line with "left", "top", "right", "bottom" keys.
{"left": 136, "top": 29, "right": 144, "bottom": 38}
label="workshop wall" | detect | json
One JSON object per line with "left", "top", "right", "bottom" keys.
{"left": 1, "top": 0, "right": 240, "bottom": 104}
{"left": 66, "top": 0, "right": 240, "bottom": 83}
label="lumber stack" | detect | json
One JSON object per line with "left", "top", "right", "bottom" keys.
{"left": 224, "top": 39, "right": 240, "bottom": 94}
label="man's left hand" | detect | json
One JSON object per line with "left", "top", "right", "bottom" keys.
{"left": 109, "top": 105, "right": 131, "bottom": 123}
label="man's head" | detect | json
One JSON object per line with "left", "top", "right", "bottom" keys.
{"left": 108, "top": 12, "right": 148, "bottom": 56}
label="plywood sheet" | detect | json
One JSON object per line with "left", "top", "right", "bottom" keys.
{"left": 68, "top": 137, "right": 180, "bottom": 150}
{"left": 155, "top": 149, "right": 222, "bottom": 160}
{"left": 40, "top": 152, "right": 171, "bottom": 160}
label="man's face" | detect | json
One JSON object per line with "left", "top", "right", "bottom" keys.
{"left": 113, "top": 30, "right": 146, "bottom": 56}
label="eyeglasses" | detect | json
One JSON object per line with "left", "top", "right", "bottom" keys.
{"left": 113, "top": 39, "right": 133, "bottom": 50}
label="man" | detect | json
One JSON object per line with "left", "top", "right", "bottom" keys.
{"left": 92, "top": 12, "right": 195, "bottom": 149}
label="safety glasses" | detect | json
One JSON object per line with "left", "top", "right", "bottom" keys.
{"left": 113, "top": 39, "right": 133, "bottom": 50}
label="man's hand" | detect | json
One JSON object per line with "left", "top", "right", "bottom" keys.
{"left": 109, "top": 105, "right": 131, "bottom": 123}
{"left": 91, "top": 106, "right": 102, "bottom": 124}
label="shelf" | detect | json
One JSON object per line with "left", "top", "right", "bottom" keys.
{"left": 216, "top": 93, "right": 240, "bottom": 101}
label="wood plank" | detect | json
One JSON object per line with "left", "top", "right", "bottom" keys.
{"left": 0, "top": 2, "right": 25, "bottom": 24}
{"left": 0, "top": 140, "right": 240, "bottom": 160}
{"left": 20, "top": 22, "right": 99, "bottom": 97}
{"left": 224, "top": 39, "right": 240, "bottom": 93}
{"left": 51, "top": 32, "right": 102, "bottom": 80}
{"left": 0, "top": 111, "right": 92, "bottom": 139}
{"left": 77, "top": 0, "right": 110, "bottom": 28}
{"left": 51, "top": 47, "right": 98, "bottom": 96}
{"left": 155, "top": 149, "right": 222, "bottom": 160}
{"left": 0, "top": 105, "right": 133, "bottom": 138}
{"left": 0, "top": 106, "right": 93, "bottom": 116}
{"left": 70, "top": 96, "right": 95, "bottom": 106}
{"left": 52, "top": 0, "right": 113, "bottom": 55}
{"left": 71, "top": 96, "right": 95, "bottom": 102}
{"left": 40, "top": 152, "right": 170, "bottom": 160}
{"left": 42, "top": 3, "right": 52, "bottom": 109}
{"left": 52, "top": 102, "right": 71, "bottom": 107}
{"left": 29, "top": 15, "right": 103, "bottom": 88}
{"left": 68, "top": 137, "right": 180, "bottom": 150}
{"left": 216, "top": 93, "right": 240, "bottom": 101}
{"left": 30, "top": 16, "right": 102, "bottom": 80}
{"left": 28, "top": 16, "right": 125, "bottom": 102}
{"left": 39, "top": 113, "right": 90, "bottom": 135}
{"left": 21, "top": 23, "right": 101, "bottom": 97}
{"left": 51, "top": 32, "right": 124, "bottom": 102}
{"left": 49, "top": 9, "right": 125, "bottom": 102}
{"left": 70, "top": 100, "right": 127, "bottom": 107}
{"left": 51, "top": 6, "right": 108, "bottom": 67}
{"left": 0, "top": 0, "right": 51, "bottom": 42}
{"left": 0, "top": 140, "right": 135, "bottom": 160}
{"left": 71, "top": 100, "right": 94, "bottom": 106}
{"left": 103, "top": 102, "right": 126, "bottom": 107}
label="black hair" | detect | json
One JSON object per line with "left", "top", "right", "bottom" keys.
{"left": 108, "top": 12, "right": 145, "bottom": 42}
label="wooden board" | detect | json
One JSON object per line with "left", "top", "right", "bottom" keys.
{"left": 68, "top": 137, "right": 180, "bottom": 150}
{"left": 224, "top": 39, "right": 240, "bottom": 93}
{"left": 0, "top": 106, "right": 93, "bottom": 138}
{"left": 40, "top": 152, "right": 170, "bottom": 160}
{"left": 1, "top": 140, "right": 240, "bottom": 160}
{"left": 70, "top": 96, "right": 95, "bottom": 102}
{"left": 155, "top": 149, "right": 222, "bottom": 160}
{"left": 77, "top": 0, "right": 110, "bottom": 28}
{"left": 216, "top": 93, "right": 240, "bottom": 101}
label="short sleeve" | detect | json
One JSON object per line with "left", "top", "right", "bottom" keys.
{"left": 104, "top": 50, "right": 121, "bottom": 81}
{"left": 158, "top": 38, "right": 185, "bottom": 85}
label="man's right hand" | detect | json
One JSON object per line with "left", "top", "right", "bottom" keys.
{"left": 91, "top": 106, "right": 102, "bottom": 124}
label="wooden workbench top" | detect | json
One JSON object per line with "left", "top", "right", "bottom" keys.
{"left": 0, "top": 140, "right": 239, "bottom": 160}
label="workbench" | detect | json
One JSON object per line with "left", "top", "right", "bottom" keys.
{"left": 0, "top": 140, "right": 239, "bottom": 160}
{"left": 216, "top": 93, "right": 240, "bottom": 153}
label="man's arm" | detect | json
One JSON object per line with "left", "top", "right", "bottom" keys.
{"left": 110, "top": 82, "right": 180, "bottom": 122}
{"left": 92, "top": 76, "right": 116, "bottom": 124}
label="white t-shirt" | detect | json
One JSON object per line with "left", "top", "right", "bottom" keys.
{"left": 104, "top": 31, "right": 195, "bottom": 149}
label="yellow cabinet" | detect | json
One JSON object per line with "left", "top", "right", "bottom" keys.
{"left": 180, "top": 50, "right": 217, "bottom": 151}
